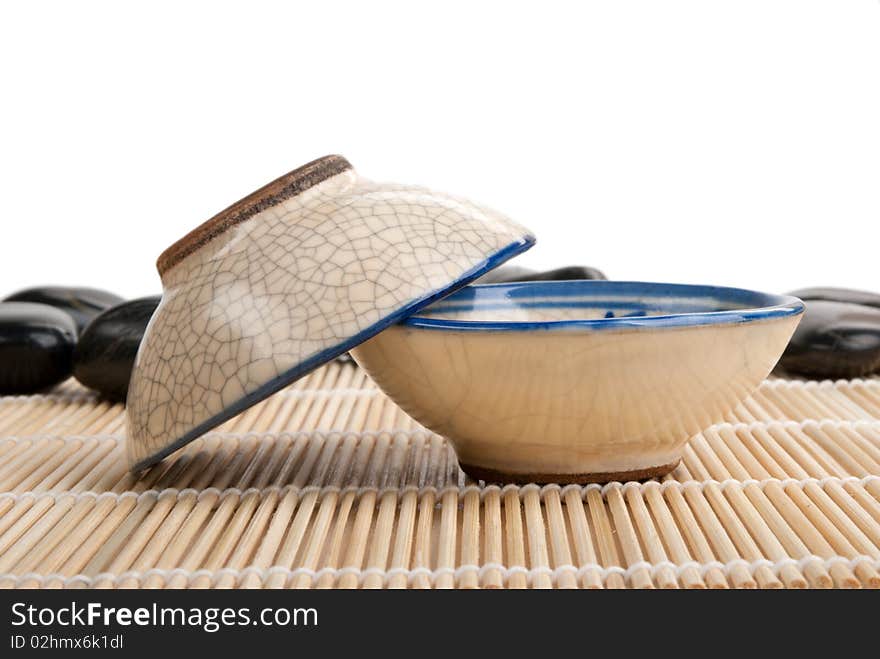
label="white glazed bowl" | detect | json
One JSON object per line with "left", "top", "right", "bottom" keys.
{"left": 126, "top": 156, "right": 533, "bottom": 471}
{"left": 352, "top": 281, "right": 804, "bottom": 483}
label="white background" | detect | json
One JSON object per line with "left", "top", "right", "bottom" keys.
{"left": 1, "top": 1, "right": 878, "bottom": 300}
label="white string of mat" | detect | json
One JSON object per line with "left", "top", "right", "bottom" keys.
{"left": 2, "top": 555, "right": 877, "bottom": 589}
{"left": 0, "top": 374, "right": 877, "bottom": 406}
{"left": 2, "top": 417, "right": 880, "bottom": 445}
{"left": 2, "top": 475, "right": 876, "bottom": 505}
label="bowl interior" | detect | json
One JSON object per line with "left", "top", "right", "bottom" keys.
{"left": 406, "top": 280, "right": 804, "bottom": 330}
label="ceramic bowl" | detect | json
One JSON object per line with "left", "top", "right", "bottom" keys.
{"left": 351, "top": 281, "right": 804, "bottom": 483}
{"left": 126, "top": 155, "right": 534, "bottom": 470}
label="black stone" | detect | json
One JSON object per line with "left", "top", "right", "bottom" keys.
{"left": 478, "top": 265, "right": 607, "bottom": 284}
{"left": 3, "top": 286, "right": 124, "bottom": 335}
{"left": 73, "top": 296, "right": 161, "bottom": 403}
{"left": 0, "top": 302, "right": 77, "bottom": 394}
{"left": 777, "top": 300, "right": 880, "bottom": 379}
{"left": 788, "top": 286, "right": 880, "bottom": 311}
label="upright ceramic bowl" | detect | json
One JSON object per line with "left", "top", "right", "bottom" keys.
{"left": 352, "top": 281, "right": 804, "bottom": 483}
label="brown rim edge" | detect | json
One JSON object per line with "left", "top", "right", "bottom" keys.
{"left": 458, "top": 459, "right": 681, "bottom": 485}
{"left": 156, "top": 155, "right": 353, "bottom": 276}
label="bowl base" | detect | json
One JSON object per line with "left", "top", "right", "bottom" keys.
{"left": 459, "top": 459, "right": 681, "bottom": 485}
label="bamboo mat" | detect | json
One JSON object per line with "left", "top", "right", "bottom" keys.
{"left": 0, "top": 362, "right": 879, "bottom": 589}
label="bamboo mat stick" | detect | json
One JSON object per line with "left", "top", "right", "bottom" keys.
{"left": 226, "top": 434, "right": 338, "bottom": 589}
{"left": 687, "top": 484, "right": 782, "bottom": 588}
{"left": 32, "top": 399, "right": 81, "bottom": 434}
{"left": 11, "top": 495, "right": 101, "bottom": 576}
{"left": 50, "top": 495, "right": 139, "bottom": 588}
{"left": 606, "top": 486, "right": 655, "bottom": 589}
{"left": 386, "top": 434, "right": 425, "bottom": 589}
{"left": 789, "top": 425, "right": 848, "bottom": 478}
{"left": 0, "top": 439, "right": 115, "bottom": 542}
{"left": 337, "top": 434, "right": 389, "bottom": 589}
{"left": 200, "top": 435, "right": 302, "bottom": 589}
{"left": 643, "top": 485, "right": 709, "bottom": 588}
{"left": 786, "top": 484, "right": 880, "bottom": 588}
{"left": 522, "top": 485, "right": 553, "bottom": 589}
{"left": 264, "top": 433, "right": 362, "bottom": 590}
{"left": 824, "top": 388, "right": 876, "bottom": 420}
{"left": 458, "top": 480, "right": 481, "bottom": 589}
{"left": 2, "top": 400, "right": 63, "bottom": 435}
{"left": 503, "top": 486, "right": 528, "bottom": 589}
{"left": 749, "top": 389, "right": 788, "bottom": 420}
{"left": 827, "top": 425, "right": 880, "bottom": 473}
{"left": 188, "top": 436, "right": 312, "bottom": 589}
{"left": 711, "top": 427, "right": 857, "bottom": 587}
{"left": 690, "top": 433, "right": 813, "bottom": 587}
{"left": 161, "top": 438, "right": 270, "bottom": 589}
{"left": 157, "top": 436, "right": 268, "bottom": 589}
{"left": 480, "top": 486, "right": 504, "bottom": 589}
{"left": 0, "top": 438, "right": 20, "bottom": 462}
{"left": 434, "top": 447, "right": 461, "bottom": 589}
{"left": 562, "top": 488, "right": 603, "bottom": 589}
{"left": 762, "top": 387, "right": 817, "bottom": 421}
{"left": 121, "top": 447, "right": 258, "bottom": 589}
{"left": 802, "top": 424, "right": 869, "bottom": 477}
{"left": 542, "top": 487, "right": 576, "bottom": 589}
{"left": 91, "top": 448, "right": 220, "bottom": 589}
{"left": 717, "top": 485, "right": 810, "bottom": 588}
{"left": 79, "top": 404, "right": 124, "bottom": 436}
{"left": 313, "top": 434, "right": 377, "bottom": 589}
{"left": 0, "top": 438, "right": 83, "bottom": 492}
{"left": 407, "top": 435, "right": 444, "bottom": 589}
{"left": 287, "top": 434, "right": 361, "bottom": 589}
{"left": 843, "top": 479, "right": 880, "bottom": 522}
{"left": 585, "top": 488, "right": 626, "bottom": 589}
{"left": 55, "top": 401, "right": 114, "bottom": 437}
{"left": 480, "top": 486, "right": 505, "bottom": 588}
{"left": 0, "top": 494, "right": 77, "bottom": 572}
{"left": 6, "top": 443, "right": 128, "bottom": 585}
{"left": 0, "top": 438, "right": 64, "bottom": 490}
{"left": 362, "top": 433, "right": 410, "bottom": 588}
{"left": 138, "top": 447, "right": 252, "bottom": 588}
{"left": 843, "top": 426, "right": 880, "bottom": 468}
{"left": 661, "top": 475, "right": 741, "bottom": 588}
{"left": 786, "top": 387, "right": 843, "bottom": 420}
{"left": 47, "top": 399, "right": 107, "bottom": 436}
{"left": 279, "top": 392, "right": 376, "bottom": 589}
{"left": 30, "top": 438, "right": 117, "bottom": 493}
{"left": 740, "top": 395, "right": 777, "bottom": 423}
{"left": 66, "top": 493, "right": 166, "bottom": 586}
{"left": 822, "top": 482, "right": 880, "bottom": 549}
{"left": 842, "top": 386, "right": 880, "bottom": 417}
{"left": 0, "top": 400, "right": 53, "bottom": 434}
{"left": 625, "top": 486, "right": 688, "bottom": 588}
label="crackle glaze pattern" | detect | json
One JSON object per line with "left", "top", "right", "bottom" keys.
{"left": 126, "top": 158, "right": 533, "bottom": 469}
{"left": 352, "top": 282, "right": 803, "bottom": 483}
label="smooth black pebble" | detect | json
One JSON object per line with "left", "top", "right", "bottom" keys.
{"left": 3, "top": 286, "right": 124, "bottom": 335}
{"left": 0, "top": 302, "right": 77, "bottom": 394}
{"left": 478, "top": 265, "right": 607, "bottom": 284}
{"left": 73, "top": 296, "right": 161, "bottom": 403}
{"left": 777, "top": 300, "right": 880, "bottom": 378}
{"left": 788, "top": 286, "right": 880, "bottom": 311}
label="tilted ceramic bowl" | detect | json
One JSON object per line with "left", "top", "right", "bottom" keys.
{"left": 351, "top": 281, "right": 804, "bottom": 483}
{"left": 126, "top": 155, "right": 534, "bottom": 470}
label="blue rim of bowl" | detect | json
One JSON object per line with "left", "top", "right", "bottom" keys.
{"left": 401, "top": 280, "right": 805, "bottom": 332}
{"left": 130, "top": 234, "right": 536, "bottom": 472}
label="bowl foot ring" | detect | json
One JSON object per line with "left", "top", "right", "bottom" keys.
{"left": 458, "top": 459, "right": 682, "bottom": 485}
